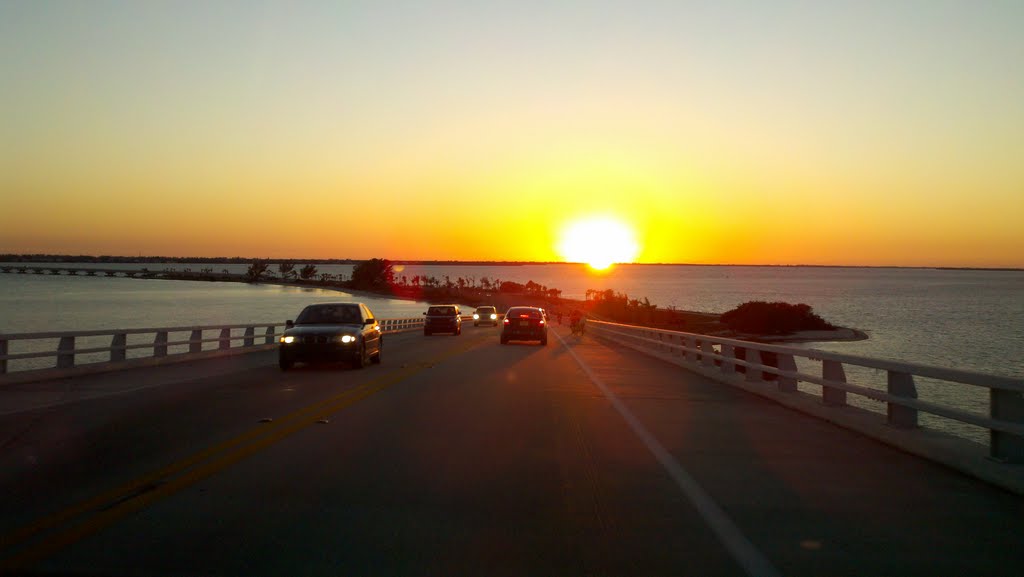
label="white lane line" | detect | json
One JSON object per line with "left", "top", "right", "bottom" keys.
{"left": 555, "top": 330, "right": 782, "bottom": 577}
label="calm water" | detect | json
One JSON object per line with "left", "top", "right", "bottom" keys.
{"left": 2, "top": 263, "right": 1022, "bottom": 444}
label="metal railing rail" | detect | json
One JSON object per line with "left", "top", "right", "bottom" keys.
{"left": 0, "top": 317, "right": 426, "bottom": 376}
{"left": 587, "top": 320, "right": 1024, "bottom": 463}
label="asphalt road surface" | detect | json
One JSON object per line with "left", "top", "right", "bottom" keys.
{"left": 2, "top": 324, "right": 1023, "bottom": 576}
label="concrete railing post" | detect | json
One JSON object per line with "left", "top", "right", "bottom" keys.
{"left": 776, "top": 353, "right": 798, "bottom": 392}
{"left": 745, "top": 349, "right": 763, "bottom": 382}
{"left": 991, "top": 388, "right": 1024, "bottom": 463}
{"left": 57, "top": 336, "right": 75, "bottom": 368}
{"left": 720, "top": 344, "right": 735, "bottom": 374}
{"left": 244, "top": 327, "right": 255, "bottom": 347}
{"left": 684, "top": 336, "right": 697, "bottom": 362}
{"left": 189, "top": 330, "right": 203, "bottom": 353}
{"left": 0, "top": 339, "right": 7, "bottom": 374}
{"left": 887, "top": 371, "right": 918, "bottom": 429}
{"left": 219, "top": 328, "right": 231, "bottom": 350}
{"left": 111, "top": 333, "right": 127, "bottom": 362}
{"left": 822, "top": 359, "right": 848, "bottom": 406}
{"left": 264, "top": 326, "right": 275, "bottom": 344}
{"left": 154, "top": 331, "right": 168, "bottom": 357}
{"left": 701, "top": 340, "right": 716, "bottom": 367}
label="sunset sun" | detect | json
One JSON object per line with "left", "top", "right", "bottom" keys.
{"left": 558, "top": 217, "right": 639, "bottom": 270}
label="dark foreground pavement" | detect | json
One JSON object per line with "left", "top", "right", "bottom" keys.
{"left": 2, "top": 324, "right": 1023, "bottom": 576}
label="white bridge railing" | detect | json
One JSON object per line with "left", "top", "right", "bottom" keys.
{"left": 0, "top": 317, "right": 425, "bottom": 382}
{"left": 588, "top": 320, "right": 1024, "bottom": 464}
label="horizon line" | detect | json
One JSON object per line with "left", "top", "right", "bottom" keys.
{"left": 1, "top": 254, "right": 1022, "bottom": 272}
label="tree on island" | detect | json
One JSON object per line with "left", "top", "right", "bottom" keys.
{"left": 350, "top": 258, "right": 395, "bottom": 290}
{"left": 299, "top": 264, "right": 318, "bottom": 280}
{"left": 720, "top": 301, "right": 835, "bottom": 335}
{"left": 278, "top": 262, "right": 295, "bottom": 280}
{"left": 246, "top": 260, "right": 269, "bottom": 282}
{"left": 499, "top": 280, "right": 524, "bottom": 293}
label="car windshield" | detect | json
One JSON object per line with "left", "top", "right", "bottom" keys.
{"left": 508, "top": 308, "right": 542, "bottom": 319}
{"left": 476, "top": 308, "right": 495, "bottom": 314}
{"left": 428, "top": 306, "right": 456, "bottom": 315}
{"left": 296, "top": 305, "right": 361, "bottom": 324}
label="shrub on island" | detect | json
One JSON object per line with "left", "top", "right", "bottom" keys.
{"left": 720, "top": 301, "right": 835, "bottom": 335}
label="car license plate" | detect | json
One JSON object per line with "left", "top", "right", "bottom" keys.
{"left": 519, "top": 320, "right": 529, "bottom": 327}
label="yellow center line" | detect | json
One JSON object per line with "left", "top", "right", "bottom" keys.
{"left": 1, "top": 373, "right": 377, "bottom": 551}
{"left": 1, "top": 335, "right": 486, "bottom": 570}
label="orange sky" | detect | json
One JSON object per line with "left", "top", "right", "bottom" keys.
{"left": 2, "top": 2, "right": 1022, "bottom": 267}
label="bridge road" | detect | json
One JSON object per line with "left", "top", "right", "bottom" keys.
{"left": 2, "top": 324, "right": 1023, "bottom": 576}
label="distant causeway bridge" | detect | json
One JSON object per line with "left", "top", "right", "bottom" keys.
{"left": 2, "top": 265, "right": 160, "bottom": 278}
{"left": 0, "top": 265, "right": 238, "bottom": 280}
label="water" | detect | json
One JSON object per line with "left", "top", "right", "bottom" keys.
{"left": 2, "top": 263, "right": 1022, "bottom": 445}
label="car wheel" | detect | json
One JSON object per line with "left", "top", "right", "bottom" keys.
{"left": 371, "top": 340, "right": 382, "bottom": 364}
{"left": 279, "top": 353, "right": 294, "bottom": 371}
{"left": 540, "top": 337, "right": 548, "bottom": 346}
{"left": 424, "top": 329, "right": 431, "bottom": 336}
{"left": 500, "top": 335, "right": 508, "bottom": 345}
{"left": 353, "top": 344, "right": 366, "bottom": 369}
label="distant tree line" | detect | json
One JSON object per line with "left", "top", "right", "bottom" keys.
{"left": 237, "top": 257, "right": 568, "bottom": 309}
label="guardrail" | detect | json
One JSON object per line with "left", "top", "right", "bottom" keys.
{"left": 0, "top": 317, "right": 426, "bottom": 383}
{"left": 587, "top": 320, "right": 1024, "bottom": 464}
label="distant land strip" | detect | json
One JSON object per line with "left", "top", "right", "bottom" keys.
{"left": 0, "top": 255, "right": 1021, "bottom": 272}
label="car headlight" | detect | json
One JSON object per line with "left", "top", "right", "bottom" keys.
{"left": 333, "top": 334, "right": 357, "bottom": 343}
{"left": 280, "top": 336, "right": 295, "bottom": 344}
{"left": 490, "top": 314, "right": 497, "bottom": 320}
{"left": 473, "top": 314, "right": 480, "bottom": 319}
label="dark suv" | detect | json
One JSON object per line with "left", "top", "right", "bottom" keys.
{"left": 501, "top": 306, "right": 548, "bottom": 345}
{"left": 424, "top": 304, "right": 461, "bottom": 336}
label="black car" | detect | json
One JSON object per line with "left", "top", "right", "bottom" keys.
{"left": 278, "top": 302, "right": 382, "bottom": 370}
{"left": 501, "top": 306, "right": 548, "bottom": 345}
{"left": 473, "top": 306, "right": 498, "bottom": 326}
{"left": 424, "top": 304, "right": 461, "bottom": 335}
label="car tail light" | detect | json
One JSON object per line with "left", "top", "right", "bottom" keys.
{"left": 539, "top": 319, "right": 545, "bottom": 325}
{"left": 503, "top": 318, "right": 510, "bottom": 325}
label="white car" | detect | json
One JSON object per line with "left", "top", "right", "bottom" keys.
{"left": 473, "top": 306, "right": 499, "bottom": 327}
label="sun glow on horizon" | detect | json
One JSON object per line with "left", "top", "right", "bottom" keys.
{"left": 557, "top": 217, "right": 640, "bottom": 270}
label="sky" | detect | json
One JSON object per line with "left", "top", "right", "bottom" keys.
{"left": 2, "top": 0, "right": 1022, "bottom": 267}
